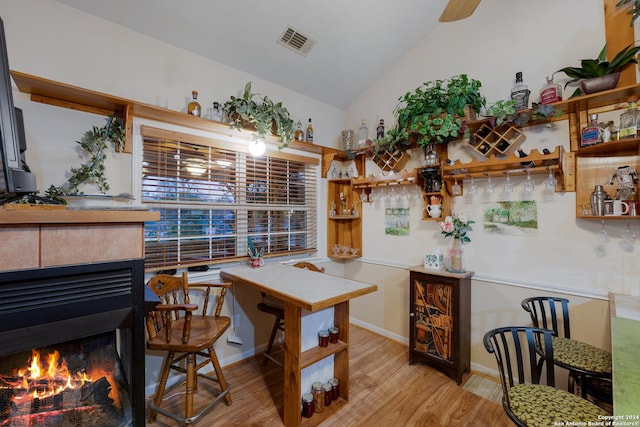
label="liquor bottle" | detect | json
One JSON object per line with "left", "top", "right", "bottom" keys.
{"left": 356, "top": 119, "right": 369, "bottom": 148}
{"left": 187, "top": 90, "right": 201, "bottom": 117}
{"left": 517, "top": 148, "right": 535, "bottom": 168}
{"left": 511, "top": 72, "right": 530, "bottom": 110}
{"left": 619, "top": 100, "right": 638, "bottom": 139}
{"left": 581, "top": 114, "right": 602, "bottom": 146}
{"left": 305, "top": 118, "right": 314, "bottom": 142}
{"left": 376, "top": 119, "right": 385, "bottom": 139}
{"left": 539, "top": 75, "right": 562, "bottom": 105}
{"left": 294, "top": 121, "right": 304, "bottom": 141}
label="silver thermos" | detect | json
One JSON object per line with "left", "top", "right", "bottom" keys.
{"left": 591, "top": 185, "right": 606, "bottom": 216}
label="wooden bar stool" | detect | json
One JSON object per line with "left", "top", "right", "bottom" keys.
{"left": 521, "top": 296, "right": 612, "bottom": 403}
{"left": 146, "top": 272, "right": 232, "bottom": 425}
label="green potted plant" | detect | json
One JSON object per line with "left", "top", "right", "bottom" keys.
{"left": 387, "top": 74, "right": 486, "bottom": 151}
{"left": 484, "top": 99, "right": 517, "bottom": 128}
{"left": 616, "top": 0, "right": 640, "bottom": 26}
{"left": 222, "top": 82, "right": 295, "bottom": 149}
{"left": 557, "top": 43, "right": 640, "bottom": 97}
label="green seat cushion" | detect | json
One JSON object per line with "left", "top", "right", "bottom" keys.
{"left": 508, "top": 384, "right": 609, "bottom": 426}
{"left": 552, "top": 336, "right": 612, "bottom": 374}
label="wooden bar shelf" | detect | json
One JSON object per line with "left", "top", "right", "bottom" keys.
{"left": 301, "top": 341, "right": 347, "bottom": 369}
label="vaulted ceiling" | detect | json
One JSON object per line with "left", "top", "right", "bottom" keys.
{"left": 53, "top": 0, "right": 453, "bottom": 109}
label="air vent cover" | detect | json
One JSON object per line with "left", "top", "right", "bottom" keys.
{"left": 277, "top": 26, "right": 315, "bottom": 56}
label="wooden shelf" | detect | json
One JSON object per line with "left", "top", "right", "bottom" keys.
{"left": 351, "top": 169, "right": 418, "bottom": 190}
{"left": 441, "top": 146, "right": 574, "bottom": 192}
{"left": 329, "top": 214, "right": 360, "bottom": 220}
{"left": 11, "top": 70, "right": 324, "bottom": 156}
{"left": 575, "top": 136, "right": 640, "bottom": 157}
{"left": 301, "top": 341, "right": 347, "bottom": 369}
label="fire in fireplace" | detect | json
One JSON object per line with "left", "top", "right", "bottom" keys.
{"left": 0, "top": 260, "right": 146, "bottom": 427}
{"left": 1, "top": 332, "right": 131, "bottom": 426}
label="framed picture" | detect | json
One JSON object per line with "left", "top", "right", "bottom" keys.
{"left": 424, "top": 252, "right": 443, "bottom": 270}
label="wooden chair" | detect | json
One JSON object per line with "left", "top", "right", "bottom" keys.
{"left": 257, "top": 262, "right": 325, "bottom": 366}
{"left": 484, "top": 326, "right": 609, "bottom": 427}
{"left": 146, "top": 272, "right": 232, "bottom": 425}
{"left": 521, "top": 296, "right": 612, "bottom": 402}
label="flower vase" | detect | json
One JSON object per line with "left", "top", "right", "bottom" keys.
{"left": 447, "top": 238, "right": 464, "bottom": 273}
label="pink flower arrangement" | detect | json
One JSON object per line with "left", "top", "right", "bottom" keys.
{"left": 439, "top": 213, "right": 474, "bottom": 243}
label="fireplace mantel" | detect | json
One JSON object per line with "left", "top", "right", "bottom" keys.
{"left": 0, "top": 208, "right": 159, "bottom": 271}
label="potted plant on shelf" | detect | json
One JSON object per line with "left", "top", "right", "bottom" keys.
{"left": 557, "top": 43, "right": 640, "bottom": 97}
{"left": 616, "top": 0, "right": 640, "bottom": 26}
{"left": 390, "top": 74, "right": 486, "bottom": 153}
{"left": 222, "top": 81, "right": 295, "bottom": 149}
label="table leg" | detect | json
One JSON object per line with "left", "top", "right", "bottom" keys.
{"left": 283, "top": 302, "right": 302, "bottom": 427}
{"left": 334, "top": 301, "right": 350, "bottom": 400}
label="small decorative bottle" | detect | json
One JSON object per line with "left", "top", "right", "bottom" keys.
{"left": 581, "top": 114, "right": 602, "bottom": 147}
{"left": 187, "top": 90, "right": 201, "bottom": 117}
{"left": 295, "top": 121, "right": 304, "bottom": 141}
{"left": 209, "top": 101, "right": 223, "bottom": 121}
{"left": 539, "top": 75, "right": 562, "bottom": 104}
{"left": 511, "top": 72, "right": 530, "bottom": 110}
{"left": 305, "top": 118, "right": 314, "bottom": 142}
{"left": 619, "top": 100, "right": 638, "bottom": 139}
{"left": 376, "top": 119, "right": 385, "bottom": 139}
{"left": 356, "top": 119, "right": 369, "bottom": 148}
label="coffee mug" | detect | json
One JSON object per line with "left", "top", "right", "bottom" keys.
{"left": 604, "top": 200, "right": 629, "bottom": 216}
{"left": 426, "top": 204, "right": 442, "bottom": 218}
{"left": 250, "top": 257, "right": 264, "bottom": 268}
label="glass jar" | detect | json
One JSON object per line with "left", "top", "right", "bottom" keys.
{"left": 311, "top": 382, "right": 324, "bottom": 413}
{"left": 302, "top": 393, "right": 314, "bottom": 418}
{"left": 323, "top": 382, "right": 333, "bottom": 406}
{"left": 318, "top": 330, "right": 329, "bottom": 347}
{"left": 328, "top": 326, "right": 339, "bottom": 344}
{"left": 330, "top": 377, "right": 340, "bottom": 401}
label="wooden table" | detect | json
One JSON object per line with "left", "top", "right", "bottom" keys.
{"left": 609, "top": 293, "right": 640, "bottom": 418}
{"left": 220, "top": 263, "right": 377, "bottom": 427}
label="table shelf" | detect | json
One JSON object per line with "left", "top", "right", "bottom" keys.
{"left": 301, "top": 341, "right": 347, "bottom": 369}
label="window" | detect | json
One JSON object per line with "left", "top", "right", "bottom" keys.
{"left": 140, "top": 126, "right": 318, "bottom": 270}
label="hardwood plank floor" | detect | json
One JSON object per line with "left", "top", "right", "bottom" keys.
{"left": 146, "top": 325, "right": 511, "bottom": 426}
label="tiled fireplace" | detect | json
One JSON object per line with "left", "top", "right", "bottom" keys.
{"left": 0, "top": 209, "right": 158, "bottom": 427}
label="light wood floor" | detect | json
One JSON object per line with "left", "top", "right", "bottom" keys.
{"left": 146, "top": 325, "right": 512, "bottom": 426}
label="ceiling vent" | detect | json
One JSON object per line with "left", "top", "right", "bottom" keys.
{"left": 277, "top": 26, "right": 315, "bottom": 56}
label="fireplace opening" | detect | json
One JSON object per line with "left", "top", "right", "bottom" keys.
{"left": 0, "top": 331, "right": 132, "bottom": 426}
{"left": 0, "top": 260, "right": 146, "bottom": 426}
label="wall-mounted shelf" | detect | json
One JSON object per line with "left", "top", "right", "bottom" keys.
{"left": 442, "top": 146, "right": 574, "bottom": 192}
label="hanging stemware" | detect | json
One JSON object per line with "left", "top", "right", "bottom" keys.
{"left": 451, "top": 176, "right": 462, "bottom": 196}
{"left": 503, "top": 171, "right": 514, "bottom": 193}
{"left": 484, "top": 173, "right": 495, "bottom": 194}
{"left": 544, "top": 167, "right": 557, "bottom": 192}
{"left": 523, "top": 169, "right": 535, "bottom": 192}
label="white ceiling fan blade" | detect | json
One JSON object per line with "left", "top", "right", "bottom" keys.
{"left": 439, "top": 0, "right": 482, "bottom": 22}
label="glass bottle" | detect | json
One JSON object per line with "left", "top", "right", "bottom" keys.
{"left": 294, "top": 121, "right": 304, "bottom": 141}
{"left": 301, "top": 393, "right": 314, "bottom": 418}
{"left": 356, "top": 119, "right": 369, "bottom": 148}
{"left": 376, "top": 119, "right": 385, "bottom": 139}
{"left": 209, "top": 101, "right": 223, "bottom": 121}
{"left": 511, "top": 72, "right": 530, "bottom": 110}
{"left": 619, "top": 100, "right": 638, "bottom": 139}
{"left": 539, "top": 75, "right": 562, "bottom": 104}
{"left": 187, "top": 90, "right": 201, "bottom": 117}
{"left": 311, "top": 382, "right": 324, "bottom": 413}
{"left": 581, "top": 114, "right": 602, "bottom": 146}
{"left": 305, "top": 118, "right": 314, "bottom": 142}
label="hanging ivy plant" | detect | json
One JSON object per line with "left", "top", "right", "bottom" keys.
{"left": 44, "top": 115, "right": 125, "bottom": 202}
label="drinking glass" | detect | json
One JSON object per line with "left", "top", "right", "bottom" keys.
{"left": 360, "top": 189, "right": 368, "bottom": 203}
{"left": 468, "top": 176, "right": 478, "bottom": 195}
{"left": 503, "top": 172, "right": 514, "bottom": 193}
{"left": 523, "top": 169, "right": 535, "bottom": 192}
{"left": 544, "top": 168, "right": 557, "bottom": 192}
{"left": 451, "top": 177, "right": 462, "bottom": 196}
{"left": 484, "top": 174, "right": 495, "bottom": 194}
{"left": 598, "top": 220, "right": 609, "bottom": 243}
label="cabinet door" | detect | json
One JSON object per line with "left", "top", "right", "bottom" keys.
{"left": 411, "top": 274, "right": 455, "bottom": 361}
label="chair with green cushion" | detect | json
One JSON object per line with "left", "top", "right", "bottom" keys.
{"left": 521, "top": 296, "right": 612, "bottom": 402}
{"left": 484, "top": 326, "right": 609, "bottom": 427}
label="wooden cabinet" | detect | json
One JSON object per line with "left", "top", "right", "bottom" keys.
{"left": 327, "top": 179, "right": 362, "bottom": 259}
{"left": 408, "top": 267, "right": 472, "bottom": 385}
